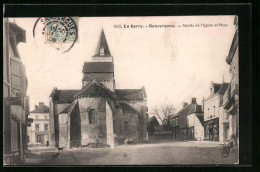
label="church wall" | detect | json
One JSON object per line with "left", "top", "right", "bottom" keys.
{"left": 78, "top": 97, "right": 107, "bottom": 145}
{"left": 139, "top": 106, "right": 149, "bottom": 141}
{"left": 55, "top": 104, "right": 70, "bottom": 147}
{"left": 118, "top": 101, "right": 148, "bottom": 142}
{"left": 123, "top": 112, "right": 139, "bottom": 141}
{"left": 49, "top": 102, "right": 56, "bottom": 146}
{"left": 50, "top": 103, "right": 71, "bottom": 147}
{"left": 70, "top": 102, "right": 81, "bottom": 148}
{"left": 106, "top": 102, "right": 114, "bottom": 148}
{"left": 58, "top": 113, "right": 68, "bottom": 148}
{"left": 114, "top": 109, "right": 124, "bottom": 140}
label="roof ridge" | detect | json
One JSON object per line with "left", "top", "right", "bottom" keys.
{"left": 75, "top": 79, "right": 115, "bottom": 99}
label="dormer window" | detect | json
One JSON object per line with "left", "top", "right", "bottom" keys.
{"left": 100, "top": 47, "right": 105, "bottom": 56}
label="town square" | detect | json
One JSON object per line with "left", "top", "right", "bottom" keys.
{"left": 4, "top": 15, "right": 239, "bottom": 166}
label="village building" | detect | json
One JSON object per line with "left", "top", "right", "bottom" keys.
{"left": 223, "top": 16, "right": 239, "bottom": 146}
{"left": 27, "top": 102, "right": 50, "bottom": 146}
{"left": 3, "top": 19, "right": 31, "bottom": 164}
{"left": 170, "top": 98, "right": 204, "bottom": 140}
{"left": 170, "top": 111, "right": 180, "bottom": 139}
{"left": 49, "top": 29, "right": 148, "bottom": 149}
{"left": 203, "top": 82, "right": 229, "bottom": 142}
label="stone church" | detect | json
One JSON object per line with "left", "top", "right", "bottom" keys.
{"left": 49, "top": 29, "right": 148, "bottom": 149}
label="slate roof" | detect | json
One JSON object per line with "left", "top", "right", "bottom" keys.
{"left": 75, "top": 80, "right": 116, "bottom": 100}
{"left": 30, "top": 105, "right": 50, "bottom": 113}
{"left": 82, "top": 62, "right": 114, "bottom": 73}
{"left": 196, "top": 115, "right": 204, "bottom": 125}
{"left": 212, "top": 83, "right": 222, "bottom": 93}
{"left": 119, "top": 103, "right": 139, "bottom": 114}
{"left": 218, "top": 83, "right": 229, "bottom": 94}
{"left": 51, "top": 89, "right": 79, "bottom": 104}
{"left": 93, "top": 29, "right": 112, "bottom": 57}
{"left": 59, "top": 105, "right": 70, "bottom": 114}
{"left": 173, "top": 103, "right": 203, "bottom": 117}
{"left": 115, "top": 89, "right": 144, "bottom": 101}
{"left": 59, "top": 100, "right": 78, "bottom": 114}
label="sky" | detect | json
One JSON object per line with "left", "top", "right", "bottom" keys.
{"left": 13, "top": 16, "right": 236, "bottom": 114}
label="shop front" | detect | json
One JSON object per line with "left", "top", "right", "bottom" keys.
{"left": 204, "top": 118, "right": 219, "bottom": 141}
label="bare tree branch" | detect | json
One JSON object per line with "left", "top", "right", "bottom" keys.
{"left": 152, "top": 104, "right": 177, "bottom": 131}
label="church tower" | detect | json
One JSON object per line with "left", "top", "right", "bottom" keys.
{"left": 82, "top": 29, "right": 116, "bottom": 91}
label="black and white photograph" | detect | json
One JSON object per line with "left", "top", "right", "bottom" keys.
{"left": 3, "top": 14, "right": 241, "bottom": 166}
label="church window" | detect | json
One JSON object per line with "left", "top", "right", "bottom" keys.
{"left": 88, "top": 109, "right": 96, "bottom": 124}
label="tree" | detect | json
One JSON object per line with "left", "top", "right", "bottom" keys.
{"left": 152, "top": 105, "right": 176, "bottom": 131}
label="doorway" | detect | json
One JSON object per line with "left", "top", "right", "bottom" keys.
{"left": 224, "top": 124, "right": 229, "bottom": 141}
{"left": 209, "top": 128, "right": 213, "bottom": 141}
{"left": 36, "top": 135, "right": 44, "bottom": 144}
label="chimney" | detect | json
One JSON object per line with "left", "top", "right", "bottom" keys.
{"left": 183, "top": 102, "right": 188, "bottom": 107}
{"left": 35, "top": 105, "right": 38, "bottom": 110}
{"left": 39, "top": 102, "right": 44, "bottom": 112}
{"left": 191, "top": 98, "right": 196, "bottom": 104}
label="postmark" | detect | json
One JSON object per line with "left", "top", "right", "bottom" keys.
{"left": 33, "top": 17, "right": 78, "bottom": 53}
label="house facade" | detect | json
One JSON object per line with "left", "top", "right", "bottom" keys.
{"left": 203, "top": 82, "right": 229, "bottom": 142}
{"left": 170, "top": 98, "right": 204, "bottom": 140}
{"left": 3, "top": 19, "right": 31, "bottom": 164}
{"left": 27, "top": 102, "right": 50, "bottom": 146}
{"left": 49, "top": 29, "right": 148, "bottom": 149}
{"left": 170, "top": 109, "right": 180, "bottom": 139}
{"left": 223, "top": 16, "right": 239, "bottom": 146}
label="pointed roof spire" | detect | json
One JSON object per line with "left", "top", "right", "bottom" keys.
{"left": 93, "top": 28, "right": 112, "bottom": 57}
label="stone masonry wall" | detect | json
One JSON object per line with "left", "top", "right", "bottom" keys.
{"left": 78, "top": 97, "right": 107, "bottom": 145}
{"left": 59, "top": 113, "right": 69, "bottom": 148}
{"left": 123, "top": 112, "right": 139, "bottom": 141}
{"left": 114, "top": 108, "right": 124, "bottom": 140}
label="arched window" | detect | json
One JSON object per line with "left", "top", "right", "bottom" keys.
{"left": 88, "top": 109, "right": 96, "bottom": 124}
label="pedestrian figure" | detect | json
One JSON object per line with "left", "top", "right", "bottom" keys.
{"left": 46, "top": 140, "right": 49, "bottom": 147}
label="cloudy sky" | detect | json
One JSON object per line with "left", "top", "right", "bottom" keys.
{"left": 14, "top": 16, "right": 236, "bottom": 114}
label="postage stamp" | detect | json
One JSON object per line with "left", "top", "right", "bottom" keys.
{"left": 45, "top": 17, "right": 78, "bottom": 44}
{"left": 33, "top": 17, "right": 78, "bottom": 53}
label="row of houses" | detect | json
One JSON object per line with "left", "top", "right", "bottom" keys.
{"left": 3, "top": 19, "right": 32, "bottom": 164}
{"left": 148, "top": 16, "right": 239, "bottom": 145}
